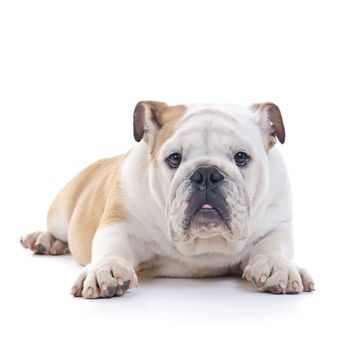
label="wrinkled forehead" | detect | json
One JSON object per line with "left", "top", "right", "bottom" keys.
{"left": 160, "top": 104, "right": 259, "bottom": 158}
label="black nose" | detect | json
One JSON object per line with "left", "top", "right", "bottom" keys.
{"left": 190, "top": 167, "right": 225, "bottom": 189}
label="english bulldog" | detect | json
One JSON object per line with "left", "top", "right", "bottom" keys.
{"left": 20, "top": 101, "right": 315, "bottom": 298}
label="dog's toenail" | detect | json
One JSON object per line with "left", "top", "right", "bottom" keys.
{"left": 259, "top": 274, "right": 268, "bottom": 284}
{"left": 279, "top": 281, "right": 286, "bottom": 290}
{"left": 292, "top": 281, "right": 299, "bottom": 290}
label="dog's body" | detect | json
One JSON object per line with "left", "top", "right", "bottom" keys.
{"left": 21, "top": 101, "right": 314, "bottom": 298}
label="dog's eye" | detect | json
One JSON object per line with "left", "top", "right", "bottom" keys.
{"left": 234, "top": 152, "right": 250, "bottom": 167}
{"left": 167, "top": 153, "right": 182, "bottom": 168}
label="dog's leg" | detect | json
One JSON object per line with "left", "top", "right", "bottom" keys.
{"left": 242, "top": 223, "right": 315, "bottom": 294}
{"left": 71, "top": 224, "right": 138, "bottom": 299}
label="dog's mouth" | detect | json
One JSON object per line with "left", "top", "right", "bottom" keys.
{"left": 197, "top": 203, "right": 222, "bottom": 217}
{"left": 193, "top": 202, "right": 227, "bottom": 222}
{"left": 183, "top": 195, "right": 231, "bottom": 237}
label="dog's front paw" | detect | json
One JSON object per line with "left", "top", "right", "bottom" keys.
{"left": 71, "top": 257, "right": 138, "bottom": 299}
{"left": 243, "top": 253, "right": 315, "bottom": 294}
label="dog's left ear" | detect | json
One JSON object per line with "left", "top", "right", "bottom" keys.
{"left": 133, "top": 101, "right": 168, "bottom": 144}
{"left": 250, "top": 102, "right": 285, "bottom": 148}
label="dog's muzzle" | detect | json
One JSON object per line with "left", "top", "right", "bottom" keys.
{"left": 183, "top": 166, "right": 231, "bottom": 232}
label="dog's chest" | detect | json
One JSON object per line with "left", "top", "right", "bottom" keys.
{"left": 136, "top": 254, "right": 242, "bottom": 278}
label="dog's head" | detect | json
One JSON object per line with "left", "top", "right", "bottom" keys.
{"left": 133, "top": 101, "right": 285, "bottom": 256}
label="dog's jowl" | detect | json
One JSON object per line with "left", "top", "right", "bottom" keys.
{"left": 21, "top": 101, "right": 315, "bottom": 298}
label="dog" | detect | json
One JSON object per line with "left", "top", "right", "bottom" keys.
{"left": 20, "top": 101, "right": 314, "bottom": 298}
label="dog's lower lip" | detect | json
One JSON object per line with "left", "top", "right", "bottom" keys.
{"left": 198, "top": 208, "right": 219, "bottom": 214}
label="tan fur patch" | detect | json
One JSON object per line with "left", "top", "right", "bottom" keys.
{"left": 151, "top": 104, "right": 187, "bottom": 160}
{"left": 48, "top": 155, "right": 128, "bottom": 266}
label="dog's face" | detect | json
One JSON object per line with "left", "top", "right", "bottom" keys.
{"left": 133, "top": 101, "right": 285, "bottom": 256}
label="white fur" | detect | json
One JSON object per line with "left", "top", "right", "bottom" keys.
{"left": 47, "top": 208, "right": 69, "bottom": 242}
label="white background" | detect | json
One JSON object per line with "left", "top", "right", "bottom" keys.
{"left": 1, "top": 0, "right": 349, "bottom": 349}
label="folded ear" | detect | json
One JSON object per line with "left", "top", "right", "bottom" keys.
{"left": 133, "top": 101, "right": 168, "bottom": 143}
{"left": 250, "top": 102, "right": 285, "bottom": 148}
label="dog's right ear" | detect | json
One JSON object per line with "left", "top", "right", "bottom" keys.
{"left": 133, "top": 101, "right": 169, "bottom": 144}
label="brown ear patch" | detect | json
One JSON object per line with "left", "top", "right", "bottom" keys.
{"left": 251, "top": 102, "right": 285, "bottom": 145}
{"left": 133, "top": 101, "right": 168, "bottom": 142}
{"left": 150, "top": 104, "right": 187, "bottom": 160}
